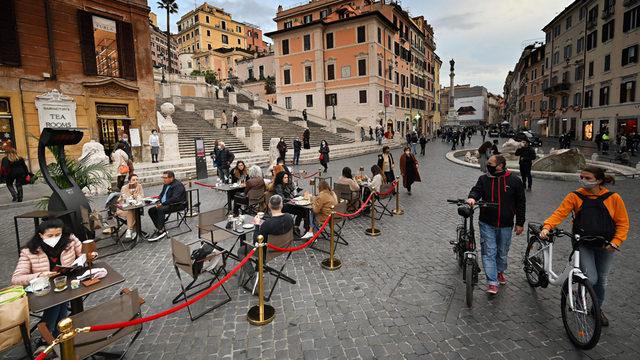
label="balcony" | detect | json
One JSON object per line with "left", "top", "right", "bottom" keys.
{"left": 543, "top": 82, "right": 570, "bottom": 95}
{"left": 426, "top": 37, "right": 436, "bottom": 50}
{"left": 602, "top": 6, "right": 614, "bottom": 20}
{"left": 624, "top": 0, "right": 639, "bottom": 7}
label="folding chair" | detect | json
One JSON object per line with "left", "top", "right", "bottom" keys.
{"left": 171, "top": 238, "right": 230, "bottom": 321}
{"left": 243, "top": 229, "right": 296, "bottom": 302}
{"left": 38, "top": 289, "right": 144, "bottom": 360}
{"left": 310, "top": 201, "right": 348, "bottom": 254}
{"left": 233, "top": 187, "right": 266, "bottom": 216}
{"left": 80, "top": 201, "right": 128, "bottom": 257}
{"left": 163, "top": 201, "right": 192, "bottom": 236}
{"left": 197, "top": 208, "right": 233, "bottom": 244}
{"left": 374, "top": 183, "right": 395, "bottom": 220}
{"left": 334, "top": 183, "right": 360, "bottom": 214}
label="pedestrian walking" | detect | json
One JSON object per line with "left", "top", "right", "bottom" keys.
{"left": 377, "top": 145, "right": 395, "bottom": 183}
{"left": 360, "top": 127, "right": 366, "bottom": 142}
{"left": 539, "top": 165, "right": 629, "bottom": 326}
{"left": 302, "top": 108, "right": 308, "bottom": 122}
{"left": 111, "top": 142, "right": 130, "bottom": 190}
{"left": 1, "top": 148, "right": 31, "bottom": 202}
{"left": 467, "top": 131, "right": 472, "bottom": 144}
{"left": 477, "top": 141, "right": 492, "bottom": 173}
{"left": 293, "top": 137, "right": 302, "bottom": 165}
{"left": 466, "top": 154, "right": 526, "bottom": 294}
{"left": 376, "top": 127, "right": 383, "bottom": 145}
{"left": 602, "top": 132, "right": 610, "bottom": 155}
{"left": 217, "top": 141, "right": 235, "bottom": 182}
{"left": 221, "top": 110, "right": 228, "bottom": 129}
{"left": 451, "top": 131, "right": 459, "bottom": 150}
{"left": 369, "top": 126, "right": 374, "bottom": 141}
{"left": 318, "top": 140, "right": 329, "bottom": 172}
{"left": 400, "top": 146, "right": 420, "bottom": 195}
{"left": 405, "top": 132, "right": 412, "bottom": 147}
{"left": 210, "top": 140, "right": 221, "bottom": 178}
{"left": 481, "top": 128, "right": 487, "bottom": 142}
{"left": 595, "top": 132, "right": 602, "bottom": 152}
{"left": 117, "top": 133, "right": 132, "bottom": 159}
{"left": 277, "top": 137, "right": 287, "bottom": 163}
{"left": 491, "top": 139, "right": 500, "bottom": 155}
{"left": 231, "top": 110, "right": 238, "bottom": 127}
{"left": 149, "top": 129, "right": 160, "bottom": 163}
{"left": 419, "top": 134, "right": 427, "bottom": 156}
{"left": 515, "top": 141, "right": 536, "bottom": 191}
{"left": 303, "top": 128, "right": 311, "bottom": 149}
{"left": 410, "top": 131, "right": 419, "bottom": 154}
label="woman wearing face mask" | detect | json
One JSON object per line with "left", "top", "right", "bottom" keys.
{"left": 539, "top": 166, "right": 629, "bottom": 327}
{"left": 11, "top": 218, "right": 96, "bottom": 336}
{"left": 399, "top": 146, "right": 420, "bottom": 195}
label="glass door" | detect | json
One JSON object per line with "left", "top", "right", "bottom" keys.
{"left": 0, "top": 98, "right": 15, "bottom": 153}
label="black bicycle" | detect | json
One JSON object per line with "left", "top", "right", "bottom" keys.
{"left": 447, "top": 199, "right": 497, "bottom": 307}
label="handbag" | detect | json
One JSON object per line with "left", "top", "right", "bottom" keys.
{"left": 319, "top": 153, "right": 325, "bottom": 162}
{"left": 118, "top": 164, "right": 129, "bottom": 175}
{"left": 24, "top": 172, "right": 36, "bottom": 184}
{"left": 0, "top": 286, "right": 29, "bottom": 350}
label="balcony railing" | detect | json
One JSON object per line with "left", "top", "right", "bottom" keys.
{"left": 602, "top": 6, "right": 614, "bottom": 19}
{"left": 543, "top": 82, "right": 570, "bottom": 95}
{"left": 624, "top": 0, "right": 639, "bottom": 7}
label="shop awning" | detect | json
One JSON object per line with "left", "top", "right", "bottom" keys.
{"left": 536, "top": 119, "right": 547, "bottom": 125}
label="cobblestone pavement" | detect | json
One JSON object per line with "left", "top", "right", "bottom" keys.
{"left": 2, "top": 136, "right": 639, "bottom": 359}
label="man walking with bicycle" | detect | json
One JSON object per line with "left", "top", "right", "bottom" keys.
{"left": 467, "top": 155, "right": 526, "bottom": 294}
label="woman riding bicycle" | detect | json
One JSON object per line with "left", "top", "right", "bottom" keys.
{"left": 539, "top": 165, "right": 629, "bottom": 327}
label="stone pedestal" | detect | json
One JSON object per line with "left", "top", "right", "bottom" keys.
{"left": 327, "top": 118, "right": 337, "bottom": 134}
{"left": 249, "top": 110, "right": 264, "bottom": 153}
{"left": 158, "top": 103, "right": 180, "bottom": 162}
{"left": 232, "top": 127, "right": 246, "bottom": 139}
{"left": 202, "top": 110, "right": 215, "bottom": 123}
{"left": 532, "top": 148, "right": 586, "bottom": 173}
{"left": 170, "top": 83, "right": 181, "bottom": 97}
{"left": 268, "top": 137, "right": 280, "bottom": 163}
{"left": 171, "top": 96, "right": 182, "bottom": 105}
{"left": 161, "top": 83, "right": 171, "bottom": 99}
{"left": 184, "top": 103, "right": 195, "bottom": 112}
{"left": 238, "top": 103, "right": 249, "bottom": 110}
{"left": 217, "top": 89, "right": 225, "bottom": 99}
{"left": 228, "top": 92, "right": 237, "bottom": 105}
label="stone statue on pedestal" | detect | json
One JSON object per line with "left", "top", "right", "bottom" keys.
{"left": 78, "top": 139, "right": 110, "bottom": 195}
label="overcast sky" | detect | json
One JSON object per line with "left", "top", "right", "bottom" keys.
{"left": 154, "top": 0, "right": 574, "bottom": 94}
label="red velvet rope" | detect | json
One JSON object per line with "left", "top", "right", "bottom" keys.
{"left": 193, "top": 181, "right": 216, "bottom": 189}
{"left": 35, "top": 353, "right": 45, "bottom": 360}
{"left": 291, "top": 171, "right": 319, "bottom": 180}
{"left": 266, "top": 215, "right": 331, "bottom": 252}
{"left": 88, "top": 249, "right": 255, "bottom": 332}
{"left": 335, "top": 192, "right": 375, "bottom": 218}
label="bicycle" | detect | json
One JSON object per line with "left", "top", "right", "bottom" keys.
{"left": 446, "top": 199, "right": 497, "bottom": 307}
{"left": 523, "top": 222, "right": 608, "bottom": 349}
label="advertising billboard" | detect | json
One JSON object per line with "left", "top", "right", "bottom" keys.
{"left": 454, "top": 96, "right": 485, "bottom": 124}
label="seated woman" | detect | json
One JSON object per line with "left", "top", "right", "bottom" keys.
{"left": 231, "top": 160, "right": 249, "bottom": 183}
{"left": 361, "top": 165, "right": 384, "bottom": 212}
{"left": 234, "top": 165, "right": 266, "bottom": 215}
{"left": 116, "top": 173, "right": 144, "bottom": 239}
{"left": 337, "top": 167, "right": 360, "bottom": 192}
{"left": 11, "top": 218, "right": 96, "bottom": 336}
{"left": 274, "top": 171, "right": 310, "bottom": 238}
{"left": 309, "top": 180, "right": 338, "bottom": 233}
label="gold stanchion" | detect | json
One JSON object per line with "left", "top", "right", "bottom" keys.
{"left": 321, "top": 207, "right": 342, "bottom": 270}
{"left": 392, "top": 177, "right": 404, "bottom": 215}
{"left": 365, "top": 198, "right": 381, "bottom": 236}
{"left": 57, "top": 318, "right": 77, "bottom": 360}
{"left": 247, "top": 235, "right": 275, "bottom": 325}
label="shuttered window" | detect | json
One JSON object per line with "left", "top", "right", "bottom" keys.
{"left": 0, "top": 0, "right": 21, "bottom": 67}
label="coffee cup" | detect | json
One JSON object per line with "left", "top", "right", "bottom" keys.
{"left": 257, "top": 212, "right": 265, "bottom": 219}
{"left": 53, "top": 276, "right": 67, "bottom": 291}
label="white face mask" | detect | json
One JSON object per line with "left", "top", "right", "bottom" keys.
{"left": 42, "top": 235, "right": 62, "bottom": 248}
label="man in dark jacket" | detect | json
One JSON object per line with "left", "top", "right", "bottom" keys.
{"left": 419, "top": 134, "right": 427, "bottom": 156}
{"left": 217, "top": 141, "right": 235, "bottom": 182}
{"left": 467, "top": 155, "right": 526, "bottom": 295}
{"left": 514, "top": 141, "right": 536, "bottom": 191}
{"left": 148, "top": 170, "right": 187, "bottom": 242}
{"left": 293, "top": 137, "right": 302, "bottom": 165}
{"left": 117, "top": 133, "right": 132, "bottom": 159}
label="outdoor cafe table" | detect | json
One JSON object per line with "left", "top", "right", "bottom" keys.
{"left": 28, "top": 262, "right": 125, "bottom": 315}
{"left": 214, "top": 183, "right": 246, "bottom": 214}
{"left": 208, "top": 214, "right": 260, "bottom": 262}
{"left": 119, "top": 199, "right": 159, "bottom": 243}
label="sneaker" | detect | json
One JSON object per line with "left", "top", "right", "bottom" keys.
{"left": 125, "top": 229, "right": 132, "bottom": 239}
{"left": 600, "top": 311, "right": 609, "bottom": 327}
{"left": 147, "top": 230, "right": 167, "bottom": 242}
{"left": 486, "top": 285, "right": 498, "bottom": 294}
{"left": 498, "top": 272, "right": 507, "bottom": 285}
{"left": 301, "top": 231, "right": 314, "bottom": 240}
{"left": 130, "top": 231, "right": 137, "bottom": 240}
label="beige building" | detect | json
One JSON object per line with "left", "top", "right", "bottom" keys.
{"left": 192, "top": 47, "right": 253, "bottom": 81}
{"left": 432, "top": 54, "right": 443, "bottom": 131}
{"left": 149, "top": 12, "right": 179, "bottom": 71}
{"left": 236, "top": 53, "right": 276, "bottom": 82}
{"left": 176, "top": 3, "right": 247, "bottom": 54}
{"left": 543, "top": 0, "right": 639, "bottom": 141}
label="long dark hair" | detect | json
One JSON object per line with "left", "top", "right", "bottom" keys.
{"left": 342, "top": 167, "right": 353, "bottom": 179}
{"left": 26, "top": 218, "right": 71, "bottom": 254}
{"left": 582, "top": 165, "right": 615, "bottom": 185}
{"left": 478, "top": 141, "right": 492, "bottom": 154}
{"left": 371, "top": 165, "right": 381, "bottom": 176}
{"left": 274, "top": 170, "right": 288, "bottom": 187}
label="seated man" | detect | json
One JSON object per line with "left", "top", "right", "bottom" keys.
{"left": 147, "top": 170, "right": 186, "bottom": 242}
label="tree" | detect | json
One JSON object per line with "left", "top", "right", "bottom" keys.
{"left": 264, "top": 75, "right": 275, "bottom": 94}
{"left": 190, "top": 70, "right": 219, "bottom": 85}
{"left": 157, "top": 0, "right": 178, "bottom": 74}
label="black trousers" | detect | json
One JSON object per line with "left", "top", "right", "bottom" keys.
{"left": 148, "top": 204, "right": 184, "bottom": 231}
{"left": 283, "top": 203, "right": 310, "bottom": 232}
{"left": 6, "top": 176, "right": 23, "bottom": 201}
{"left": 420, "top": 144, "right": 426, "bottom": 155}
{"left": 116, "top": 174, "right": 126, "bottom": 190}
{"left": 520, "top": 163, "right": 532, "bottom": 189}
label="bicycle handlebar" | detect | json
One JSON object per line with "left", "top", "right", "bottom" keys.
{"left": 529, "top": 223, "right": 618, "bottom": 250}
{"left": 446, "top": 199, "right": 498, "bottom": 208}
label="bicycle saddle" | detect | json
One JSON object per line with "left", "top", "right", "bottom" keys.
{"left": 528, "top": 222, "right": 542, "bottom": 235}
{"left": 457, "top": 204, "right": 474, "bottom": 218}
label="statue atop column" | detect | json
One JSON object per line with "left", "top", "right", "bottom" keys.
{"left": 449, "top": 59, "right": 455, "bottom": 73}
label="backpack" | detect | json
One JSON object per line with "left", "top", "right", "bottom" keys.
{"left": 571, "top": 191, "right": 616, "bottom": 246}
{"left": 191, "top": 242, "right": 215, "bottom": 275}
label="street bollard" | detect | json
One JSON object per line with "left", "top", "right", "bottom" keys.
{"left": 247, "top": 235, "right": 275, "bottom": 325}
{"left": 392, "top": 177, "right": 404, "bottom": 215}
{"left": 365, "top": 198, "right": 381, "bottom": 236}
{"left": 321, "top": 208, "right": 342, "bottom": 270}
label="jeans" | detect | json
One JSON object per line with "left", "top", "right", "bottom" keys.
{"left": 220, "top": 168, "right": 230, "bottom": 183}
{"left": 420, "top": 145, "right": 426, "bottom": 156}
{"left": 293, "top": 150, "right": 300, "bottom": 165}
{"left": 579, "top": 245, "right": 615, "bottom": 307}
{"left": 42, "top": 303, "right": 69, "bottom": 336}
{"left": 411, "top": 143, "right": 417, "bottom": 154}
{"left": 479, "top": 222, "right": 513, "bottom": 286}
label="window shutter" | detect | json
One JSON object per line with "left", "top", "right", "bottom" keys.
{"left": 117, "top": 20, "right": 137, "bottom": 80}
{"left": 0, "top": 0, "right": 21, "bottom": 67}
{"left": 77, "top": 10, "right": 97, "bottom": 76}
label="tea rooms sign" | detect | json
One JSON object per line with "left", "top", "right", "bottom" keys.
{"left": 35, "top": 89, "right": 77, "bottom": 131}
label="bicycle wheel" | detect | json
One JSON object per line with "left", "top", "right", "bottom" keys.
{"left": 524, "top": 237, "right": 544, "bottom": 287}
{"left": 560, "top": 277, "right": 602, "bottom": 349}
{"left": 455, "top": 229, "right": 465, "bottom": 269}
{"left": 465, "top": 259, "right": 474, "bottom": 307}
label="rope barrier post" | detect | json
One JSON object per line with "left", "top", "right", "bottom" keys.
{"left": 321, "top": 207, "right": 342, "bottom": 270}
{"left": 247, "top": 235, "right": 275, "bottom": 326}
{"left": 392, "top": 177, "right": 404, "bottom": 215}
{"left": 365, "top": 197, "right": 381, "bottom": 236}
{"left": 57, "top": 318, "right": 77, "bottom": 360}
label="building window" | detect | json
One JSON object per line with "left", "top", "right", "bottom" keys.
{"left": 326, "top": 63, "right": 335, "bottom": 80}
{"left": 553, "top": 24, "right": 561, "bottom": 37}
{"left": 237, "top": 39, "right": 241, "bottom": 45}
{"left": 604, "top": 54, "right": 611, "bottom": 72}
{"left": 379, "top": 90, "right": 383, "bottom": 103}
{"left": 553, "top": 51, "right": 560, "bottom": 65}
{"left": 357, "top": 26, "right": 365, "bottom": 43}
{"left": 208, "top": 43, "right": 212, "bottom": 50}
{"left": 566, "top": 15, "right": 572, "bottom": 30}
{"left": 623, "top": 5, "right": 640, "bottom": 32}
{"left": 377, "top": 60, "right": 382, "bottom": 76}
{"left": 306, "top": 94, "right": 313, "bottom": 107}
{"left": 284, "top": 21, "right": 292, "bottom": 29}
{"left": 285, "top": 97, "right": 292, "bottom": 109}
{"left": 207, "top": 30, "right": 210, "bottom": 37}
{"left": 206, "top": 16, "right": 209, "bottom": 23}
{"left": 325, "top": 93, "right": 337, "bottom": 106}
{"left": 222, "top": 34, "right": 228, "bottom": 44}
{"left": 377, "top": 27, "right": 382, "bottom": 43}
{"left": 221, "top": 21, "right": 226, "bottom": 30}
{"left": 359, "top": 90, "right": 367, "bottom": 104}
{"left": 283, "top": 69, "right": 291, "bottom": 84}
{"left": 326, "top": 33, "right": 333, "bottom": 49}
{"left": 259, "top": 65, "right": 264, "bottom": 79}
{"left": 387, "top": 35, "right": 391, "bottom": 49}
{"left": 304, "top": 65, "right": 312, "bottom": 82}
{"left": 620, "top": 80, "right": 636, "bottom": 103}
{"left": 561, "top": 95, "right": 569, "bottom": 108}
{"left": 586, "top": 31, "right": 597, "bottom": 51}
{"left": 236, "top": 25, "right": 242, "bottom": 33}
{"left": 303, "top": 14, "right": 312, "bottom": 24}
{"left": 90, "top": 15, "right": 121, "bottom": 77}
{"left": 401, "top": 96, "right": 405, "bottom": 108}
{"left": 575, "top": 64, "right": 584, "bottom": 80}
{"left": 282, "top": 39, "right": 289, "bottom": 55}
{"left": 573, "top": 92, "right": 582, "bottom": 106}
{"left": 602, "top": 20, "right": 614, "bottom": 43}
{"left": 341, "top": 65, "right": 351, "bottom": 78}
{"left": 358, "top": 58, "right": 366, "bottom": 76}
{"left": 577, "top": 37, "right": 584, "bottom": 53}
{"left": 301, "top": 34, "right": 310, "bottom": 51}
{"left": 248, "top": 68, "right": 254, "bottom": 80}
{"left": 588, "top": 61, "right": 594, "bottom": 77}
{"left": 564, "top": 45, "right": 572, "bottom": 59}
{"left": 599, "top": 86, "right": 609, "bottom": 106}
{"left": 320, "top": 9, "right": 329, "bottom": 19}
{"left": 622, "top": 45, "right": 638, "bottom": 66}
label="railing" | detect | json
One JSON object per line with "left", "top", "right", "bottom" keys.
{"left": 601, "top": 6, "right": 615, "bottom": 19}
{"left": 624, "top": 0, "right": 639, "bottom": 7}
{"left": 543, "top": 82, "right": 570, "bottom": 95}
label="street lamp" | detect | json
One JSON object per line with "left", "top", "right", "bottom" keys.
{"left": 332, "top": 103, "right": 336, "bottom": 120}
{"left": 156, "top": 53, "right": 167, "bottom": 83}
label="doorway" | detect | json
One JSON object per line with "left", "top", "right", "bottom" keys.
{"left": 0, "top": 98, "right": 16, "bottom": 153}
{"left": 96, "top": 103, "right": 132, "bottom": 157}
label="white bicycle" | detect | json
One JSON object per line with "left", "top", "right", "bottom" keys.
{"left": 522, "top": 222, "right": 605, "bottom": 349}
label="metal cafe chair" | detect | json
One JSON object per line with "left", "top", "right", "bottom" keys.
{"left": 163, "top": 200, "right": 192, "bottom": 236}
{"left": 310, "top": 201, "right": 349, "bottom": 254}
{"left": 374, "top": 183, "right": 395, "bottom": 220}
{"left": 79, "top": 200, "right": 128, "bottom": 257}
{"left": 333, "top": 183, "right": 360, "bottom": 213}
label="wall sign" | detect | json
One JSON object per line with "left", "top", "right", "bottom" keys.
{"left": 129, "top": 128, "right": 141, "bottom": 147}
{"left": 35, "top": 89, "right": 77, "bottom": 132}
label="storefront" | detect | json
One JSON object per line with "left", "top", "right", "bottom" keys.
{"left": 617, "top": 118, "right": 638, "bottom": 136}
{"left": 96, "top": 103, "right": 133, "bottom": 156}
{"left": 0, "top": 98, "right": 16, "bottom": 153}
{"left": 581, "top": 120, "right": 593, "bottom": 141}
